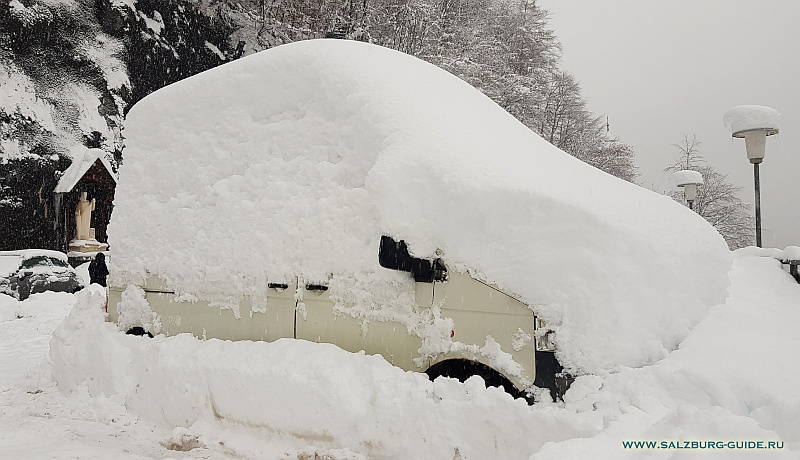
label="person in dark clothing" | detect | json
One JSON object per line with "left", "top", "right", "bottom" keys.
{"left": 88, "top": 252, "right": 109, "bottom": 287}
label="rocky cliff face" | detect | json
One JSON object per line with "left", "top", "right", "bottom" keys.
{"left": 0, "top": 0, "right": 239, "bottom": 250}
{"left": 95, "top": 0, "right": 240, "bottom": 108}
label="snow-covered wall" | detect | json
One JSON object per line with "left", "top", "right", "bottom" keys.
{"left": 109, "top": 40, "right": 731, "bottom": 374}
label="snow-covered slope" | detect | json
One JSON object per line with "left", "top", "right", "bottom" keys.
{"left": 0, "top": 2, "right": 127, "bottom": 159}
{"left": 109, "top": 39, "right": 731, "bottom": 374}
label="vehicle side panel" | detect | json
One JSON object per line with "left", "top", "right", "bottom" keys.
{"left": 108, "top": 279, "right": 296, "bottom": 342}
{"left": 432, "top": 272, "right": 536, "bottom": 384}
{"left": 108, "top": 271, "right": 537, "bottom": 390}
{"left": 296, "top": 285, "right": 424, "bottom": 370}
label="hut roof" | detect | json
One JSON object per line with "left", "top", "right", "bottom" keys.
{"left": 55, "top": 145, "right": 117, "bottom": 193}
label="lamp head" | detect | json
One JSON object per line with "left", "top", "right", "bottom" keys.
{"left": 683, "top": 183, "right": 698, "bottom": 202}
{"left": 724, "top": 105, "right": 780, "bottom": 164}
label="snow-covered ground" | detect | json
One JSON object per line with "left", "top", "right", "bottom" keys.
{"left": 0, "top": 294, "right": 235, "bottom": 459}
{"left": 0, "top": 251, "right": 797, "bottom": 459}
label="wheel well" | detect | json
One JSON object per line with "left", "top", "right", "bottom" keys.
{"left": 425, "top": 359, "right": 521, "bottom": 398}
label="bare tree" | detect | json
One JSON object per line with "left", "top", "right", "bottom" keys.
{"left": 576, "top": 136, "right": 638, "bottom": 182}
{"left": 665, "top": 136, "right": 755, "bottom": 249}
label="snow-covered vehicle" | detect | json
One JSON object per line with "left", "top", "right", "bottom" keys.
{"left": 109, "top": 235, "right": 556, "bottom": 398}
{"left": 106, "top": 40, "right": 731, "bottom": 400}
{"left": 0, "top": 250, "right": 84, "bottom": 300}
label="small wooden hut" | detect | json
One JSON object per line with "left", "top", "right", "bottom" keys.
{"left": 54, "top": 146, "right": 117, "bottom": 262}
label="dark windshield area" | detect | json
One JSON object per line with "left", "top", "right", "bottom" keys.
{"left": 20, "top": 256, "right": 51, "bottom": 269}
{"left": 49, "top": 258, "right": 69, "bottom": 267}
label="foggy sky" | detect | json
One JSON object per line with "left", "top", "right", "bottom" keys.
{"left": 537, "top": 0, "right": 800, "bottom": 248}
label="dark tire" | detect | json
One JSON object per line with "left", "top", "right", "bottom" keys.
{"left": 425, "top": 359, "right": 522, "bottom": 399}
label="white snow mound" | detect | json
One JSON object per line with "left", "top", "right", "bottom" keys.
{"left": 49, "top": 290, "right": 595, "bottom": 459}
{"left": 723, "top": 105, "right": 780, "bottom": 135}
{"left": 109, "top": 39, "right": 731, "bottom": 374}
{"left": 671, "top": 169, "right": 704, "bottom": 187}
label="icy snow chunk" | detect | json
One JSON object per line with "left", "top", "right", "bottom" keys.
{"left": 511, "top": 328, "right": 532, "bottom": 352}
{"left": 110, "top": 40, "right": 731, "bottom": 374}
{"left": 723, "top": 105, "right": 780, "bottom": 135}
{"left": 116, "top": 285, "right": 161, "bottom": 334}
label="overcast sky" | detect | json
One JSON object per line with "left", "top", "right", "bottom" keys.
{"left": 537, "top": 0, "right": 799, "bottom": 248}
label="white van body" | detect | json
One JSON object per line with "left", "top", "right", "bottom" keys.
{"left": 105, "top": 40, "right": 731, "bottom": 401}
{"left": 109, "top": 262, "right": 552, "bottom": 395}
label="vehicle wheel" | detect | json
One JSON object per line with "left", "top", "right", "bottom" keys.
{"left": 425, "top": 359, "right": 521, "bottom": 399}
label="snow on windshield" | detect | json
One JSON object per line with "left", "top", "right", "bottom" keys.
{"left": 0, "top": 250, "right": 70, "bottom": 277}
{"left": 109, "top": 39, "right": 731, "bottom": 374}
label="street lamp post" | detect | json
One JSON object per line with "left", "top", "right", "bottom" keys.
{"left": 671, "top": 170, "right": 703, "bottom": 211}
{"left": 723, "top": 105, "right": 780, "bottom": 248}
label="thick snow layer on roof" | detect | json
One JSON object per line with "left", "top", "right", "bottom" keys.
{"left": 109, "top": 40, "right": 731, "bottom": 374}
{"left": 0, "top": 257, "right": 20, "bottom": 279}
{"left": 737, "top": 245, "right": 800, "bottom": 261}
{"left": 671, "top": 169, "right": 704, "bottom": 187}
{"left": 0, "top": 249, "right": 68, "bottom": 262}
{"left": 55, "top": 145, "right": 117, "bottom": 193}
{"left": 0, "top": 249, "right": 68, "bottom": 277}
{"left": 723, "top": 105, "right": 780, "bottom": 135}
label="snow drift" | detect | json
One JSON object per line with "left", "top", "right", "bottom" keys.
{"left": 45, "top": 255, "right": 800, "bottom": 458}
{"left": 108, "top": 39, "right": 731, "bottom": 374}
{"left": 50, "top": 289, "right": 596, "bottom": 459}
